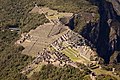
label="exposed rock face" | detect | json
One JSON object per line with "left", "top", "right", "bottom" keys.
{"left": 107, "top": 0, "right": 120, "bottom": 16}
{"left": 71, "top": 0, "right": 120, "bottom": 63}
{"left": 91, "top": 0, "right": 120, "bottom": 63}
{"left": 51, "top": 30, "right": 98, "bottom": 61}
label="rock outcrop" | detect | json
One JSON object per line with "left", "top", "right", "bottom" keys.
{"left": 107, "top": 0, "right": 120, "bottom": 16}
{"left": 71, "top": 0, "right": 120, "bottom": 63}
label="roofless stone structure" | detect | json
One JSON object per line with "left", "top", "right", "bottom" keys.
{"left": 51, "top": 30, "right": 98, "bottom": 61}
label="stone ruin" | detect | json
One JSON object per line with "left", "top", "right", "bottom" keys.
{"left": 21, "top": 48, "right": 75, "bottom": 74}
{"left": 51, "top": 30, "right": 98, "bottom": 61}
{"left": 21, "top": 30, "right": 99, "bottom": 75}
{"left": 16, "top": 33, "right": 31, "bottom": 44}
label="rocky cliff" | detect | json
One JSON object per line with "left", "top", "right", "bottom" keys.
{"left": 72, "top": 0, "right": 120, "bottom": 63}
{"left": 107, "top": 0, "right": 120, "bottom": 16}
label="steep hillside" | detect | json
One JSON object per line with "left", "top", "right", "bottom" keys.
{"left": 107, "top": 0, "right": 120, "bottom": 16}
{"left": 0, "top": 0, "right": 48, "bottom": 79}
{"left": 0, "top": 0, "right": 120, "bottom": 79}
{"left": 72, "top": 0, "right": 120, "bottom": 64}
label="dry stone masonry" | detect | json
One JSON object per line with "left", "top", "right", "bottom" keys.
{"left": 51, "top": 30, "right": 98, "bottom": 61}
{"left": 21, "top": 6, "right": 99, "bottom": 75}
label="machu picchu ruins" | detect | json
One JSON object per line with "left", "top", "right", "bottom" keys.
{"left": 1, "top": 0, "right": 120, "bottom": 80}
{"left": 19, "top": 6, "right": 101, "bottom": 76}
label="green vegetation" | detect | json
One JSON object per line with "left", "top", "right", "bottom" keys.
{"left": 100, "top": 51, "right": 120, "bottom": 77}
{"left": 37, "top": 0, "right": 98, "bottom": 13}
{"left": 62, "top": 48, "right": 80, "bottom": 62}
{"left": 36, "top": 0, "right": 99, "bottom": 33}
{"left": 29, "top": 64, "right": 91, "bottom": 80}
{"left": 40, "top": 0, "right": 99, "bottom": 33}
{"left": 96, "top": 74, "right": 117, "bottom": 80}
{"left": 0, "top": 30, "right": 32, "bottom": 80}
{"left": 0, "top": 0, "right": 49, "bottom": 79}
{"left": 28, "top": 63, "right": 118, "bottom": 80}
{"left": 76, "top": 63, "right": 91, "bottom": 73}
{"left": 20, "top": 13, "right": 49, "bottom": 33}
{"left": 0, "top": 0, "right": 33, "bottom": 27}
{"left": 0, "top": 0, "right": 48, "bottom": 29}
{"left": 27, "top": 63, "right": 44, "bottom": 78}
{"left": 0, "top": 0, "right": 99, "bottom": 33}
{"left": 101, "top": 64, "right": 120, "bottom": 77}
{"left": 2, "top": 0, "right": 118, "bottom": 80}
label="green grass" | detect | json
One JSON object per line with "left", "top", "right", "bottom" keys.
{"left": 67, "top": 47, "right": 78, "bottom": 54}
{"left": 62, "top": 48, "right": 80, "bottom": 62}
{"left": 61, "top": 47, "right": 91, "bottom": 63}
{"left": 51, "top": 41, "right": 90, "bottom": 63}
{"left": 62, "top": 42, "right": 78, "bottom": 54}
{"left": 47, "top": 13, "right": 66, "bottom": 19}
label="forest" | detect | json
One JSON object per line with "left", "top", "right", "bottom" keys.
{"left": 0, "top": 0, "right": 48, "bottom": 79}
{"left": 0, "top": 0, "right": 119, "bottom": 80}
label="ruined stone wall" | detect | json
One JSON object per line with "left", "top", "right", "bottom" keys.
{"left": 51, "top": 30, "right": 98, "bottom": 61}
